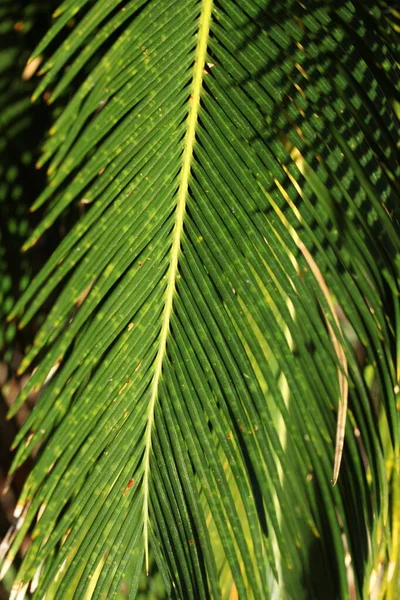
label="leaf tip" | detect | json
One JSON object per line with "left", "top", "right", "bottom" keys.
{"left": 21, "top": 239, "right": 31, "bottom": 251}
{"left": 331, "top": 466, "right": 340, "bottom": 486}
{"left": 0, "top": 558, "right": 12, "bottom": 581}
{"left": 22, "top": 56, "right": 42, "bottom": 81}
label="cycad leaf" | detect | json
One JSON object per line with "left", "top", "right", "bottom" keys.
{"left": 2, "top": 1, "right": 400, "bottom": 599}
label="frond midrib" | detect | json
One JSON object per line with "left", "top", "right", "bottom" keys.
{"left": 141, "top": 0, "right": 214, "bottom": 573}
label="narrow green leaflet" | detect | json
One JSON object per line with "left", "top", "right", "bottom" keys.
{"left": 1, "top": 1, "right": 399, "bottom": 599}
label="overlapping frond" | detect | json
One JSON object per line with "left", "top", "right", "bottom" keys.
{"left": 1, "top": 1, "right": 399, "bottom": 598}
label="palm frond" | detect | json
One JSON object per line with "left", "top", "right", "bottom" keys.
{"left": 1, "top": 1, "right": 399, "bottom": 598}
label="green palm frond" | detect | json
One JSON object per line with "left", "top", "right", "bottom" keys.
{"left": 1, "top": 1, "right": 399, "bottom": 598}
